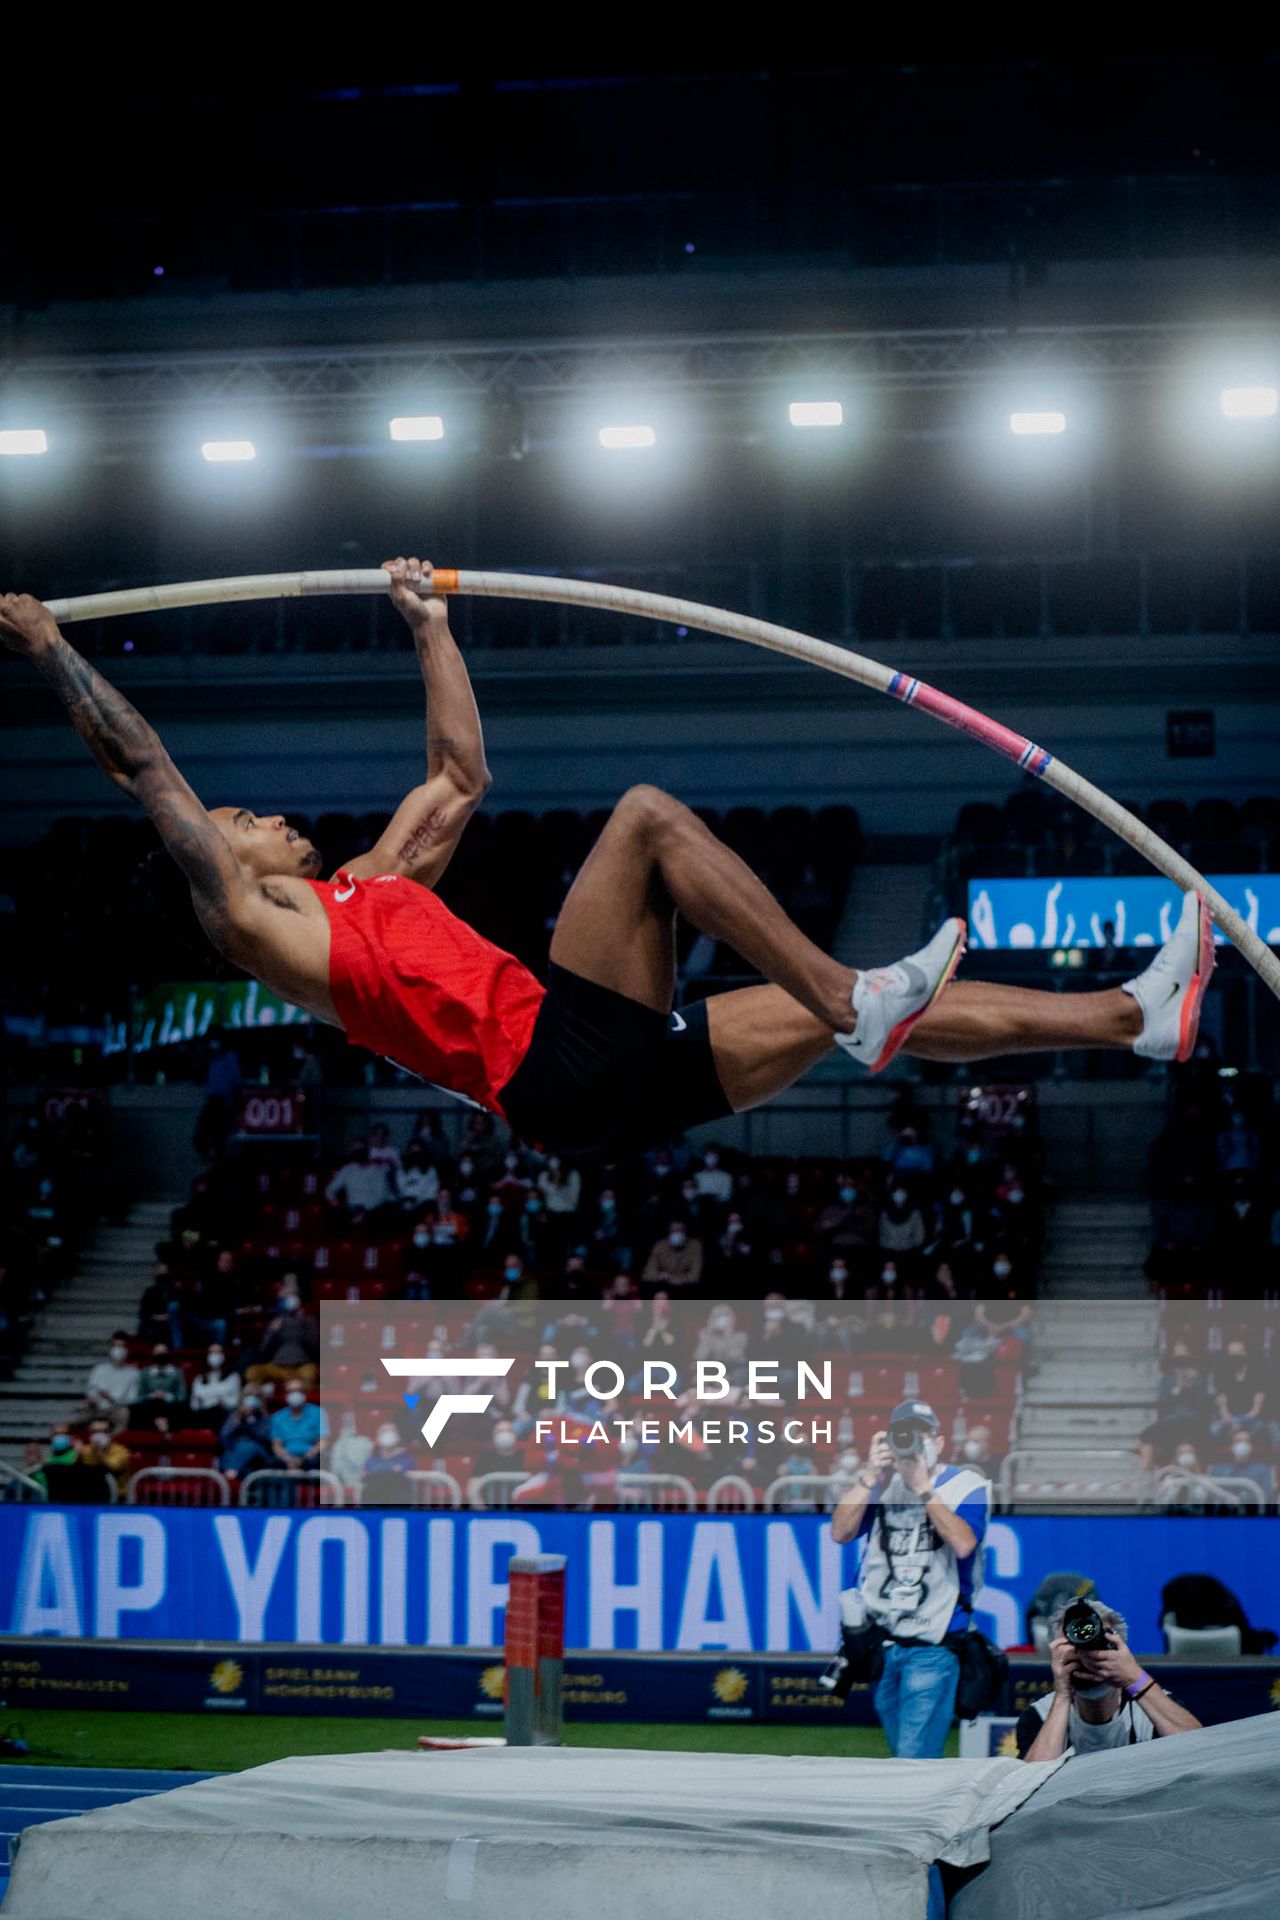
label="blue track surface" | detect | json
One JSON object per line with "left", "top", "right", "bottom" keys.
{"left": 0, "top": 1766, "right": 211, "bottom": 1905}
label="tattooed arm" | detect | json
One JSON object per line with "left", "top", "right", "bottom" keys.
{"left": 340, "top": 556, "right": 492, "bottom": 889}
{"left": 1, "top": 594, "right": 263, "bottom": 960}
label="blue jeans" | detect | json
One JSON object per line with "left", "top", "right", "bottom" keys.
{"left": 873, "top": 1640, "right": 959, "bottom": 1759}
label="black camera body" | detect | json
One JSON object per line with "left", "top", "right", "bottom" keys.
{"left": 1062, "top": 1597, "right": 1117, "bottom": 1652}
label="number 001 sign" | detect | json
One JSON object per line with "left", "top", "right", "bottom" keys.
{"left": 234, "top": 1089, "right": 312, "bottom": 1136}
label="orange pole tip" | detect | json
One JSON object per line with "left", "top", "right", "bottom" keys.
{"left": 428, "top": 568, "right": 460, "bottom": 593}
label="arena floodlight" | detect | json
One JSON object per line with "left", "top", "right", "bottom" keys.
{"left": 788, "top": 400, "right": 844, "bottom": 429}
{"left": 1220, "top": 386, "right": 1278, "bottom": 420}
{"left": 200, "top": 440, "right": 257, "bottom": 464}
{"left": 389, "top": 415, "right": 445, "bottom": 441}
{"left": 598, "top": 424, "right": 656, "bottom": 449}
{"left": 1009, "top": 411, "right": 1067, "bottom": 436}
{"left": 0, "top": 428, "right": 49, "bottom": 456}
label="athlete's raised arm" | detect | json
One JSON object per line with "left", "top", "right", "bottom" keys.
{"left": 340, "top": 556, "right": 492, "bottom": 889}
{"left": 0, "top": 593, "right": 266, "bottom": 963}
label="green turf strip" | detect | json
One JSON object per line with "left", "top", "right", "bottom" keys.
{"left": 2, "top": 1711, "right": 957, "bottom": 1770}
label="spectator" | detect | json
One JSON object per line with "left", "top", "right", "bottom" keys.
{"left": 516, "top": 1190, "right": 554, "bottom": 1268}
{"left": 1208, "top": 1429, "right": 1277, "bottom": 1502}
{"left": 366, "top": 1122, "right": 403, "bottom": 1178}
{"left": 693, "top": 1145, "right": 734, "bottom": 1207}
{"left": 537, "top": 1156, "right": 583, "bottom": 1238}
{"left": 328, "top": 1412, "right": 374, "bottom": 1489}
{"left": 402, "top": 1214, "right": 437, "bottom": 1300}
{"left": 878, "top": 1185, "right": 927, "bottom": 1267}
{"left": 589, "top": 1187, "right": 629, "bottom": 1268}
{"left": 643, "top": 1220, "right": 703, "bottom": 1293}
{"left": 398, "top": 1143, "right": 441, "bottom": 1212}
{"left": 245, "top": 1289, "right": 320, "bottom": 1389}
{"left": 325, "top": 1138, "right": 395, "bottom": 1220}
{"left": 472, "top": 1419, "right": 526, "bottom": 1483}
{"left": 1211, "top": 1339, "right": 1268, "bottom": 1437}
{"left": 133, "top": 1344, "right": 188, "bottom": 1430}
{"left": 80, "top": 1416, "right": 133, "bottom": 1495}
{"left": 31, "top": 1429, "right": 114, "bottom": 1504}
{"left": 885, "top": 1125, "right": 935, "bottom": 1181}
{"left": 363, "top": 1421, "right": 417, "bottom": 1477}
{"left": 84, "top": 1332, "right": 139, "bottom": 1423}
{"left": 640, "top": 1292, "right": 678, "bottom": 1354}
{"left": 188, "top": 1343, "right": 242, "bottom": 1427}
{"left": 219, "top": 1394, "right": 275, "bottom": 1478}
{"left": 269, "top": 1380, "right": 329, "bottom": 1471}
{"left": 600, "top": 1272, "right": 643, "bottom": 1345}
{"left": 1217, "top": 1108, "right": 1262, "bottom": 1175}
{"left": 136, "top": 1266, "right": 177, "bottom": 1347}
{"left": 957, "top": 1422, "right": 1001, "bottom": 1482}
{"left": 695, "top": 1304, "right": 748, "bottom": 1366}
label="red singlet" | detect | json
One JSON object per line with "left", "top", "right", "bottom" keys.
{"left": 311, "top": 873, "right": 546, "bottom": 1114}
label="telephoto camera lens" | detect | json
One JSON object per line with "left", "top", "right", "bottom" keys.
{"left": 1062, "top": 1597, "right": 1113, "bottom": 1650}
{"left": 889, "top": 1424, "right": 922, "bottom": 1456}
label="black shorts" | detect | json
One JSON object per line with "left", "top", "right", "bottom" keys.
{"left": 498, "top": 962, "right": 734, "bottom": 1159}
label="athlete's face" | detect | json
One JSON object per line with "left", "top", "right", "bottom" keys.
{"left": 210, "top": 806, "right": 322, "bottom": 878}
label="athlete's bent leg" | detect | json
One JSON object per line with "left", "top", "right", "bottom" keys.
{"left": 551, "top": 785, "right": 857, "bottom": 1026}
{"left": 704, "top": 978, "right": 1142, "bottom": 1113}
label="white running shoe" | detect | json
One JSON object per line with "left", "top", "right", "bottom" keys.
{"left": 835, "top": 917, "right": 968, "bottom": 1075}
{"left": 1122, "top": 890, "right": 1216, "bottom": 1062}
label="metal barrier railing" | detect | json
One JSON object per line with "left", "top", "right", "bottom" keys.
{"left": 127, "top": 1465, "right": 232, "bottom": 1507}
{"left": 239, "top": 1468, "right": 345, "bottom": 1508}
{"left": 614, "top": 1472, "right": 696, "bottom": 1512}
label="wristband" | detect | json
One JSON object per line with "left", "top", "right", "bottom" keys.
{"left": 860, "top": 1471, "right": 885, "bottom": 1492}
{"left": 1125, "top": 1672, "right": 1155, "bottom": 1701}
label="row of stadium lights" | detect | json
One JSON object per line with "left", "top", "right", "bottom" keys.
{"left": 1, "top": 388, "right": 1277, "bottom": 462}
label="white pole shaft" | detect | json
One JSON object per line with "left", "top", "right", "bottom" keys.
{"left": 42, "top": 566, "right": 1280, "bottom": 998}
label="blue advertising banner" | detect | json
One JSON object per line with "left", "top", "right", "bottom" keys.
{"left": 967, "top": 875, "right": 1280, "bottom": 952}
{"left": 1, "top": 1510, "right": 1276, "bottom": 1656}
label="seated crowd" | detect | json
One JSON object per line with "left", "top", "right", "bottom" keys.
{"left": 1141, "top": 1305, "right": 1278, "bottom": 1504}
{"left": 30, "top": 1098, "right": 1045, "bottom": 1507}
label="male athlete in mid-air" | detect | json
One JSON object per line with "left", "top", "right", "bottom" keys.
{"left": 0, "top": 559, "right": 1215, "bottom": 1155}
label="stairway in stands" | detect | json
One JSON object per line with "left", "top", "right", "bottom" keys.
{"left": 1039, "top": 1196, "right": 1152, "bottom": 1300}
{"left": 833, "top": 858, "right": 931, "bottom": 973}
{"left": 0, "top": 1200, "right": 172, "bottom": 1477}
{"left": 1008, "top": 1196, "right": 1160, "bottom": 1501}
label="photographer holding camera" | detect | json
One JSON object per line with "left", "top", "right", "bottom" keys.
{"left": 831, "top": 1399, "right": 992, "bottom": 1758}
{"left": 1017, "top": 1598, "right": 1202, "bottom": 1760}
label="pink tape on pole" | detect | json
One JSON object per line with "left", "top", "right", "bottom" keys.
{"left": 888, "top": 674, "right": 1053, "bottom": 777}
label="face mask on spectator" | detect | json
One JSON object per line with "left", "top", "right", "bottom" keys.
{"left": 830, "top": 1263, "right": 848, "bottom": 1283}
{"left": 494, "top": 1429, "right": 517, "bottom": 1453}
{"left": 966, "top": 1147, "right": 983, "bottom": 1164}
{"left": 570, "top": 1349, "right": 590, "bottom": 1370}
{"left": 1232, "top": 1439, "right": 1253, "bottom": 1462}
{"left": 412, "top": 1229, "right": 431, "bottom": 1247}
{"left": 600, "top": 1195, "right": 616, "bottom": 1215}
{"left": 950, "top": 1190, "right": 965, "bottom": 1207}
{"left": 504, "top": 1153, "right": 520, "bottom": 1172}
{"left": 207, "top": 1351, "right": 224, "bottom": 1372}
{"left": 881, "top": 1266, "right": 897, "bottom": 1286}
{"left": 709, "top": 1311, "right": 733, "bottom": 1333}
{"left": 963, "top": 1439, "right": 986, "bottom": 1460}
{"left": 376, "top": 1427, "right": 400, "bottom": 1452}
{"left": 281, "top": 1295, "right": 301, "bottom": 1314}
{"left": 243, "top": 1397, "right": 263, "bottom": 1414}
{"left": 891, "top": 1188, "right": 909, "bottom": 1208}
{"left": 764, "top": 1307, "right": 785, "bottom": 1324}
{"left": 703, "top": 1152, "right": 719, "bottom": 1169}
{"left": 669, "top": 1230, "right": 687, "bottom": 1249}
{"left": 1006, "top": 1188, "right": 1025, "bottom": 1205}
{"left": 89, "top": 1428, "right": 110, "bottom": 1450}
{"left": 458, "top": 1158, "right": 474, "bottom": 1177}
{"left": 286, "top": 1390, "right": 306, "bottom": 1409}
{"left": 839, "top": 1185, "right": 856, "bottom": 1204}
{"left": 525, "top": 1197, "right": 541, "bottom": 1213}
{"left": 1176, "top": 1448, "right": 1198, "bottom": 1470}
{"left": 503, "top": 1263, "right": 522, "bottom": 1282}
{"left": 993, "top": 1259, "right": 1012, "bottom": 1281}
{"left": 110, "top": 1344, "right": 127, "bottom": 1363}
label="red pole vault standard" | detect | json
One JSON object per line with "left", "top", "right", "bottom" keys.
{"left": 505, "top": 1553, "right": 567, "bottom": 1748}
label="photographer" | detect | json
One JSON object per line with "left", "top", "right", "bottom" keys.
{"left": 831, "top": 1399, "right": 991, "bottom": 1758}
{"left": 1017, "top": 1599, "right": 1202, "bottom": 1760}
